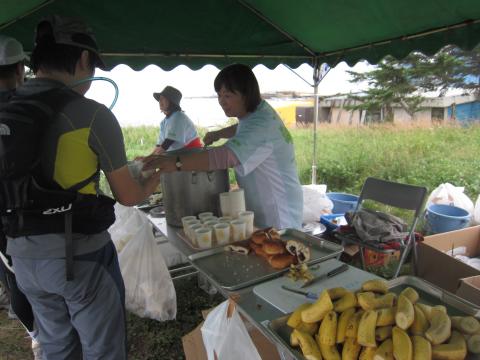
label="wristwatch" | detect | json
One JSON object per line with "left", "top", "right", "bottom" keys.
{"left": 175, "top": 156, "right": 182, "bottom": 171}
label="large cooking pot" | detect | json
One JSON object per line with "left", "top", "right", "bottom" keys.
{"left": 160, "top": 148, "right": 230, "bottom": 227}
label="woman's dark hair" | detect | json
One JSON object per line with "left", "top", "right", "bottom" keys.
{"left": 31, "top": 33, "right": 96, "bottom": 75}
{"left": 214, "top": 64, "right": 262, "bottom": 112}
{"left": 164, "top": 102, "right": 181, "bottom": 117}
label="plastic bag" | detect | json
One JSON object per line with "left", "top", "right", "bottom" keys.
{"left": 109, "top": 203, "right": 147, "bottom": 253}
{"left": 474, "top": 195, "right": 480, "bottom": 225}
{"left": 118, "top": 216, "right": 177, "bottom": 321}
{"left": 427, "top": 183, "right": 474, "bottom": 216}
{"left": 302, "top": 184, "right": 334, "bottom": 223}
{"left": 201, "top": 300, "right": 261, "bottom": 360}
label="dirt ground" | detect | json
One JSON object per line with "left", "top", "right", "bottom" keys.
{"left": 0, "top": 275, "right": 223, "bottom": 360}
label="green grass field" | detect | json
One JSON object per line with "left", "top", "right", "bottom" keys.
{"left": 120, "top": 123, "right": 480, "bottom": 199}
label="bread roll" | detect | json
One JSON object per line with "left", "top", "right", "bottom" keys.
{"left": 262, "top": 240, "right": 286, "bottom": 255}
{"left": 251, "top": 230, "right": 267, "bottom": 245}
{"left": 268, "top": 254, "right": 295, "bottom": 269}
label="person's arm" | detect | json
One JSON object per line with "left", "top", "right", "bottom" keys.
{"left": 106, "top": 166, "right": 161, "bottom": 206}
{"left": 143, "top": 151, "right": 210, "bottom": 173}
{"left": 203, "top": 124, "right": 238, "bottom": 145}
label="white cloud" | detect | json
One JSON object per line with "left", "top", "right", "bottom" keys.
{"left": 86, "top": 61, "right": 373, "bottom": 127}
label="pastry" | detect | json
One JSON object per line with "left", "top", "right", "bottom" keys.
{"left": 251, "top": 229, "right": 267, "bottom": 245}
{"left": 297, "top": 247, "right": 311, "bottom": 263}
{"left": 268, "top": 254, "right": 295, "bottom": 269}
{"left": 225, "top": 245, "right": 250, "bottom": 255}
{"left": 262, "top": 240, "right": 286, "bottom": 255}
{"left": 285, "top": 239, "right": 304, "bottom": 256}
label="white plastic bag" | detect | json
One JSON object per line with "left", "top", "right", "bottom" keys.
{"left": 201, "top": 300, "right": 261, "bottom": 360}
{"left": 302, "top": 184, "right": 334, "bottom": 223}
{"left": 427, "top": 183, "right": 474, "bottom": 216}
{"left": 118, "top": 217, "right": 177, "bottom": 321}
{"left": 109, "top": 204, "right": 147, "bottom": 253}
{"left": 474, "top": 195, "right": 480, "bottom": 225}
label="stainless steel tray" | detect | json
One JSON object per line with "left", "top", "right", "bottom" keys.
{"left": 187, "top": 228, "right": 343, "bottom": 291}
{"left": 263, "top": 275, "right": 480, "bottom": 360}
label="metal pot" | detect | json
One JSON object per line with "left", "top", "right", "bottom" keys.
{"left": 160, "top": 149, "right": 230, "bottom": 227}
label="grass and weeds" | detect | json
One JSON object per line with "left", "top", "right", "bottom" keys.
{"left": 0, "top": 275, "right": 223, "bottom": 360}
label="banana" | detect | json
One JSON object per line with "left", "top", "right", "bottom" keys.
{"left": 467, "top": 334, "right": 480, "bottom": 354}
{"left": 337, "top": 308, "right": 356, "bottom": 344}
{"left": 375, "top": 326, "right": 393, "bottom": 342}
{"left": 291, "top": 330, "right": 300, "bottom": 346}
{"left": 287, "top": 303, "right": 312, "bottom": 328}
{"left": 451, "top": 316, "right": 480, "bottom": 335}
{"left": 374, "top": 338, "right": 394, "bottom": 360}
{"left": 293, "top": 329, "right": 323, "bottom": 360}
{"left": 416, "top": 303, "right": 433, "bottom": 321}
{"left": 376, "top": 307, "right": 396, "bottom": 327}
{"left": 431, "top": 331, "right": 467, "bottom": 360}
{"left": 328, "top": 287, "right": 349, "bottom": 300}
{"left": 425, "top": 308, "right": 451, "bottom": 345}
{"left": 297, "top": 320, "right": 320, "bottom": 335}
{"left": 345, "top": 310, "right": 364, "bottom": 339}
{"left": 399, "top": 287, "right": 419, "bottom": 304}
{"left": 410, "top": 304, "right": 429, "bottom": 336}
{"left": 358, "top": 292, "right": 396, "bottom": 311}
{"left": 342, "top": 337, "right": 362, "bottom": 360}
{"left": 359, "top": 346, "right": 377, "bottom": 360}
{"left": 358, "top": 310, "right": 379, "bottom": 348}
{"left": 301, "top": 290, "right": 334, "bottom": 323}
{"left": 333, "top": 291, "right": 357, "bottom": 312}
{"left": 318, "top": 340, "right": 341, "bottom": 360}
{"left": 392, "top": 326, "right": 413, "bottom": 360}
{"left": 396, "top": 295, "right": 415, "bottom": 330}
{"left": 362, "top": 279, "right": 389, "bottom": 294}
{"left": 318, "top": 311, "right": 337, "bottom": 346}
{"left": 412, "top": 335, "right": 431, "bottom": 360}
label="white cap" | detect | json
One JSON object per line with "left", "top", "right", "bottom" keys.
{"left": 0, "top": 35, "right": 29, "bottom": 66}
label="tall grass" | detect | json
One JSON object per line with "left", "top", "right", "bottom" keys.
{"left": 118, "top": 123, "right": 480, "bottom": 199}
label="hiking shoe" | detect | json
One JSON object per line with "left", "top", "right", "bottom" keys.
{"left": 32, "top": 339, "right": 44, "bottom": 360}
{"left": 0, "top": 284, "right": 9, "bottom": 310}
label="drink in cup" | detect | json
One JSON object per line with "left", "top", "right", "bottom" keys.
{"left": 214, "top": 223, "right": 230, "bottom": 245}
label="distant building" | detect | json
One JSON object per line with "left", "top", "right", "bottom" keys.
{"left": 269, "top": 93, "right": 480, "bottom": 127}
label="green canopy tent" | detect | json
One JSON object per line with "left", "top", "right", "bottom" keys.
{"left": 2, "top": 0, "right": 480, "bottom": 182}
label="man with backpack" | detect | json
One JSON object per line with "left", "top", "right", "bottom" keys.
{"left": 0, "top": 15, "right": 160, "bottom": 360}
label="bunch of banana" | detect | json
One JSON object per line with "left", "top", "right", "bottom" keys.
{"left": 285, "top": 279, "right": 480, "bottom": 359}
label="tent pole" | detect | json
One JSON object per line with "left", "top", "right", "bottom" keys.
{"left": 311, "top": 60, "right": 321, "bottom": 185}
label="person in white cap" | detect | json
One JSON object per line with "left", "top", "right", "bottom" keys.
{"left": 0, "top": 35, "right": 44, "bottom": 360}
{"left": 151, "top": 85, "right": 202, "bottom": 154}
{"left": 0, "top": 34, "right": 28, "bottom": 101}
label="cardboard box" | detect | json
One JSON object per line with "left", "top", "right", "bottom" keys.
{"left": 456, "top": 275, "right": 480, "bottom": 306}
{"left": 182, "top": 310, "right": 281, "bottom": 360}
{"left": 417, "top": 225, "right": 480, "bottom": 293}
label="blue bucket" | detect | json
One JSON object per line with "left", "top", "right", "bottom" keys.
{"left": 426, "top": 204, "right": 471, "bottom": 234}
{"left": 326, "top": 192, "right": 359, "bottom": 214}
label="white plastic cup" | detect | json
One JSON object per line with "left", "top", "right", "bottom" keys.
{"left": 198, "top": 212, "right": 214, "bottom": 220}
{"left": 219, "top": 192, "right": 231, "bottom": 217}
{"left": 203, "top": 220, "right": 219, "bottom": 229}
{"left": 195, "top": 228, "right": 212, "bottom": 249}
{"left": 201, "top": 216, "right": 218, "bottom": 224}
{"left": 214, "top": 223, "right": 230, "bottom": 245}
{"left": 239, "top": 211, "right": 254, "bottom": 238}
{"left": 218, "top": 216, "right": 233, "bottom": 224}
{"left": 187, "top": 222, "right": 203, "bottom": 242}
{"left": 230, "top": 219, "right": 246, "bottom": 242}
{"left": 181, "top": 216, "right": 197, "bottom": 229}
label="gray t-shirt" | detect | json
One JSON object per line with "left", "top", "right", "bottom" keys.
{"left": 7, "top": 78, "right": 127, "bottom": 258}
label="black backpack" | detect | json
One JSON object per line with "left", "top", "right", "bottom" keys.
{"left": 0, "top": 87, "right": 116, "bottom": 280}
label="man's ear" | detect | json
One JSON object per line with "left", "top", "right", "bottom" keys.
{"left": 78, "top": 50, "right": 91, "bottom": 72}
{"left": 15, "top": 62, "right": 25, "bottom": 77}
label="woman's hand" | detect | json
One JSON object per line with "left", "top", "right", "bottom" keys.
{"left": 203, "top": 131, "right": 218, "bottom": 146}
{"left": 142, "top": 154, "right": 176, "bottom": 172}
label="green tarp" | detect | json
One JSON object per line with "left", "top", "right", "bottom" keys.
{"left": 1, "top": 0, "right": 480, "bottom": 70}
